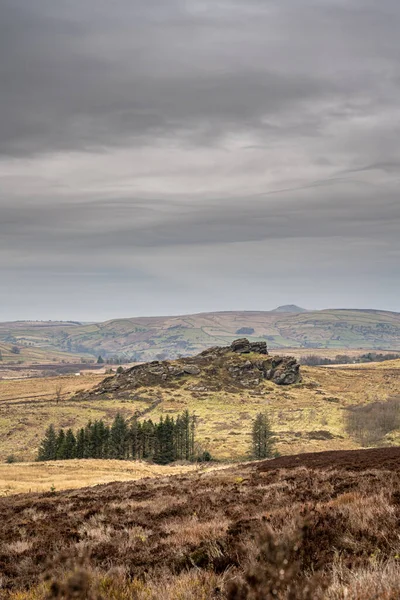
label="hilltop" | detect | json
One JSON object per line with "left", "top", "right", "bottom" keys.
{"left": 271, "top": 304, "right": 308, "bottom": 313}
{"left": 0, "top": 307, "right": 400, "bottom": 362}
{"left": 1, "top": 339, "right": 400, "bottom": 468}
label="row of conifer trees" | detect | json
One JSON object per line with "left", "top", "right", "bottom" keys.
{"left": 37, "top": 411, "right": 196, "bottom": 465}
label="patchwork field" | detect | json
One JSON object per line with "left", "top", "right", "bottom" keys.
{"left": 0, "top": 341, "right": 83, "bottom": 366}
{"left": 1, "top": 308, "right": 400, "bottom": 362}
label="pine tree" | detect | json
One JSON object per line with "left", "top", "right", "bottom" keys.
{"left": 97, "top": 419, "right": 110, "bottom": 458}
{"left": 56, "top": 429, "right": 66, "bottom": 460}
{"left": 37, "top": 425, "right": 58, "bottom": 461}
{"left": 75, "top": 428, "right": 85, "bottom": 459}
{"left": 109, "top": 413, "right": 128, "bottom": 459}
{"left": 141, "top": 420, "right": 155, "bottom": 459}
{"left": 84, "top": 421, "right": 94, "bottom": 458}
{"left": 164, "top": 416, "right": 176, "bottom": 464}
{"left": 63, "top": 429, "right": 76, "bottom": 459}
{"left": 251, "top": 412, "right": 275, "bottom": 459}
{"left": 130, "top": 419, "right": 140, "bottom": 459}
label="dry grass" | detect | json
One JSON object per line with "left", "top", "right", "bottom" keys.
{"left": 1, "top": 358, "right": 400, "bottom": 465}
{"left": 0, "top": 374, "right": 147, "bottom": 461}
{"left": 3, "top": 451, "right": 400, "bottom": 599}
{"left": 0, "top": 459, "right": 201, "bottom": 495}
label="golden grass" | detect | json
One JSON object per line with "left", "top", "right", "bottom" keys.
{"left": 0, "top": 459, "right": 200, "bottom": 495}
{"left": 0, "top": 373, "right": 148, "bottom": 461}
{"left": 1, "top": 359, "right": 400, "bottom": 465}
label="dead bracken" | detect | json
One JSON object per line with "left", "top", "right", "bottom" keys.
{"left": 2, "top": 447, "right": 400, "bottom": 598}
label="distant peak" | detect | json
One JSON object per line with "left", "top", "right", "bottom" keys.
{"left": 272, "top": 305, "right": 308, "bottom": 313}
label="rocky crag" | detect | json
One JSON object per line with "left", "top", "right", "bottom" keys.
{"left": 79, "top": 339, "right": 301, "bottom": 400}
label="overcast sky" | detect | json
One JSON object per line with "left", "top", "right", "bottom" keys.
{"left": 1, "top": 0, "right": 399, "bottom": 321}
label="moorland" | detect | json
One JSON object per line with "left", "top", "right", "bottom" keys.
{"left": 1, "top": 338, "right": 400, "bottom": 495}
{"left": 2, "top": 447, "right": 400, "bottom": 599}
{"left": 1, "top": 307, "right": 400, "bottom": 363}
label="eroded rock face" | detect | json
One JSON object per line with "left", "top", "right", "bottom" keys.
{"left": 261, "top": 357, "right": 301, "bottom": 386}
{"left": 79, "top": 338, "right": 301, "bottom": 399}
{"left": 230, "top": 339, "right": 268, "bottom": 355}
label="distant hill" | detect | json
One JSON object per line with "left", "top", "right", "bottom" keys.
{"left": 271, "top": 305, "right": 308, "bottom": 313}
{"left": 0, "top": 308, "right": 399, "bottom": 361}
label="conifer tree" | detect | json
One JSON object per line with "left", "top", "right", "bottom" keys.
{"left": 63, "top": 428, "right": 77, "bottom": 459}
{"left": 130, "top": 419, "right": 140, "bottom": 459}
{"left": 56, "top": 429, "right": 66, "bottom": 460}
{"left": 109, "top": 413, "right": 128, "bottom": 459}
{"left": 251, "top": 412, "right": 275, "bottom": 459}
{"left": 37, "top": 425, "right": 58, "bottom": 461}
{"left": 164, "top": 415, "right": 175, "bottom": 464}
{"left": 75, "top": 428, "right": 85, "bottom": 459}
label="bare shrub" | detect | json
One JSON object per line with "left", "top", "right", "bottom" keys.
{"left": 346, "top": 397, "right": 400, "bottom": 446}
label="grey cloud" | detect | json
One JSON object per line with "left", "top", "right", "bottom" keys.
{"left": 1, "top": 0, "right": 400, "bottom": 156}
{"left": 1, "top": 0, "right": 400, "bottom": 319}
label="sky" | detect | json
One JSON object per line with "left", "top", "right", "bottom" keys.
{"left": 1, "top": 0, "right": 399, "bottom": 321}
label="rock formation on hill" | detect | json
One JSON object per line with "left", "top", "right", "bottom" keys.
{"left": 79, "top": 339, "right": 301, "bottom": 400}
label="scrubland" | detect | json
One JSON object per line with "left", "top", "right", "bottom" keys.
{"left": 1, "top": 361, "right": 400, "bottom": 466}
{"left": 2, "top": 448, "right": 400, "bottom": 599}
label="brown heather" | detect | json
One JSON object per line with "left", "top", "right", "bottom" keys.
{"left": 1, "top": 447, "right": 400, "bottom": 599}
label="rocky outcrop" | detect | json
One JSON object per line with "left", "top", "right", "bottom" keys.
{"left": 78, "top": 339, "right": 301, "bottom": 399}
{"left": 230, "top": 338, "right": 268, "bottom": 355}
{"left": 262, "top": 356, "right": 301, "bottom": 386}
{"left": 226, "top": 354, "right": 301, "bottom": 387}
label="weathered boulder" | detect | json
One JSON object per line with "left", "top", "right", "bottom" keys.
{"left": 249, "top": 341, "right": 268, "bottom": 355}
{"left": 261, "top": 357, "right": 301, "bottom": 386}
{"left": 227, "top": 359, "right": 262, "bottom": 388}
{"left": 230, "top": 338, "right": 268, "bottom": 355}
{"left": 230, "top": 338, "right": 251, "bottom": 353}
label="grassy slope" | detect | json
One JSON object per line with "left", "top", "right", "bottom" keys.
{"left": 1, "top": 359, "right": 399, "bottom": 465}
{"left": 0, "top": 341, "right": 84, "bottom": 365}
{"left": 0, "top": 460, "right": 200, "bottom": 495}
{"left": 2, "top": 449, "right": 400, "bottom": 599}
{"left": 1, "top": 309, "right": 400, "bottom": 361}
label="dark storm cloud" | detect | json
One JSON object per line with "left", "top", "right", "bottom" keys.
{"left": 0, "top": 0, "right": 400, "bottom": 319}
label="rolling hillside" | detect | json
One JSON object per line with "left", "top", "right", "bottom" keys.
{"left": 0, "top": 308, "right": 400, "bottom": 362}
{"left": 0, "top": 341, "right": 83, "bottom": 365}
{"left": 1, "top": 343, "right": 400, "bottom": 466}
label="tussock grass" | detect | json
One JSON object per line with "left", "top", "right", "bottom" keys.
{"left": 0, "top": 459, "right": 200, "bottom": 495}
{"left": 3, "top": 453, "right": 400, "bottom": 598}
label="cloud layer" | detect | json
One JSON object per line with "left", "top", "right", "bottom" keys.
{"left": 1, "top": 0, "right": 399, "bottom": 319}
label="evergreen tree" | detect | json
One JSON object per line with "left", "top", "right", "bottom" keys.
{"left": 84, "top": 421, "right": 95, "bottom": 458}
{"left": 75, "top": 428, "right": 85, "bottom": 459}
{"left": 251, "top": 412, "right": 275, "bottom": 459}
{"left": 130, "top": 419, "right": 140, "bottom": 459}
{"left": 141, "top": 419, "right": 155, "bottom": 459}
{"left": 63, "top": 429, "right": 77, "bottom": 459}
{"left": 97, "top": 419, "right": 110, "bottom": 458}
{"left": 36, "top": 410, "right": 197, "bottom": 464}
{"left": 109, "top": 413, "right": 129, "bottom": 459}
{"left": 37, "top": 425, "right": 58, "bottom": 461}
{"left": 164, "top": 416, "right": 175, "bottom": 464}
{"left": 56, "top": 429, "right": 66, "bottom": 459}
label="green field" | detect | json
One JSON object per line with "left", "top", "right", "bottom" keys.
{"left": 1, "top": 308, "right": 400, "bottom": 362}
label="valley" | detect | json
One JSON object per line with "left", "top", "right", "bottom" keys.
{"left": 1, "top": 307, "right": 400, "bottom": 363}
